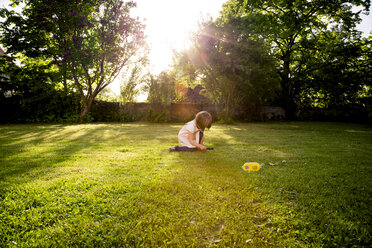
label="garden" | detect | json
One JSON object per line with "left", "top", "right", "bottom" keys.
{"left": 1, "top": 0, "right": 371, "bottom": 246}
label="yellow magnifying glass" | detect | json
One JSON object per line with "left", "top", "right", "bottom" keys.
{"left": 242, "top": 162, "right": 261, "bottom": 172}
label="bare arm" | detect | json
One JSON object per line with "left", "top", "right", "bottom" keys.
{"left": 187, "top": 131, "right": 206, "bottom": 151}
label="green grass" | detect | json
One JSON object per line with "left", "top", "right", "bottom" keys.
{"left": 0, "top": 122, "right": 371, "bottom": 247}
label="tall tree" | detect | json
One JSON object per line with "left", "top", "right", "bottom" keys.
{"left": 221, "top": 0, "right": 371, "bottom": 118}
{"left": 298, "top": 31, "right": 372, "bottom": 108}
{"left": 177, "top": 20, "right": 279, "bottom": 119}
{"left": 120, "top": 54, "right": 148, "bottom": 103}
{"left": 120, "top": 65, "right": 141, "bottom": 103}
{"left": 1, "top": 0, "right": 146, "bottom": 121}
{"left": 146, "top": 71, "right": 177, "bottom": 104}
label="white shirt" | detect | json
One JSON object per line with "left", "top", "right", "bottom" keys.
{"left": 178, "top": 120, "right": 200, "bottom": 148}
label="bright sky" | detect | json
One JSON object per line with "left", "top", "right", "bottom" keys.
{"left": 134, "top": 0, "right": 226, "bottom": 74}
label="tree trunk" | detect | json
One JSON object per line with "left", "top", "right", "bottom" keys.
{"left": 225, "top": 103, "right": 230, "bottom": 120}
{"left": 62, "top": 67, "right": 68, "bottom": 95}
{"left": 80, "top": 98, "right": 93, "bottom": 123}
{"left": 280, "top": 51, "right": 299, "bottom": 120}
{"left": 225, "top": 89, "right": 232, "bottom": 120}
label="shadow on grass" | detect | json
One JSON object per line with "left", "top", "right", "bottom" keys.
{"left": 0, "top": 124, "right": 150, "bottom": 187}
{"left": 0, "top": 123, "right": 186, "bottom": 247}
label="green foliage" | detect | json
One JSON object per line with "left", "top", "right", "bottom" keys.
{"left": 90, "top": 101, "right": 121, "bottom": 122}
{"left": 145, "top": 71, "right": 177, "bottom": 104}
{"left": 0, "top": 122, "right": 371, "bottom": 247}
{"left": 299, "top": 34, "right": 372, "bottom": 108}
{"left": 176, "top": 20, "right": 279, "bottom": 120}
{"left": 89, "top": 101, "right": 172, "bottom": 123}
{"left": 96, "top": 87, "right": 119, "bottom": 102}
{"left": 0, "top": 55, "right": 80, "bottom": 123}
{"left": 143, "top": 109, "right": 172, "bottom": 123}
{"left": 0, "top": 0, "right": 147, "bottom": 121}
{"left": 120, "top": 64, "right": 147, "bottom": 103}
{"left": 221, "top": 0, "right": 371, "bottom": 117}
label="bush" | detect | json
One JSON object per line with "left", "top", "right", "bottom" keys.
{"left": 0, "top": 91, "right": 81, "bottom": 124}
{"left": 143, "top": 109, "right": 172, "bottom": 123}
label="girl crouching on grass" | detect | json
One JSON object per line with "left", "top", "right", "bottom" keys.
{"left": 169, "top": 111, "right": 212, "bottom": 152}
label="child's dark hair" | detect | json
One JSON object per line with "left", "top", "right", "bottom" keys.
{"left": 195, "top": 111, "right": 212, "bottom": 131}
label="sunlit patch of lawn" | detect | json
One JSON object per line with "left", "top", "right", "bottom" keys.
{"left": 0, "top": 122, "right": 371, "bottom": 247}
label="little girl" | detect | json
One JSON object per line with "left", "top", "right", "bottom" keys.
{"left": 169, "top": 111, "right": 212, "bottom": 152}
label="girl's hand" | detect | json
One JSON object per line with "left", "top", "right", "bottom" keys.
{"left": 186, "top": 131, "right": 207, "bottom": 150}
{"left": 198, "top": 144, "right": 207, "bottom": 151}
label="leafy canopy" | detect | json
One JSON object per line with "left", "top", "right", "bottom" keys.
{"left": 0, "top": 0, "right": 146, "bottom": 121}
{"left": 220, "top": 0, "right": 371, "bottom": 115}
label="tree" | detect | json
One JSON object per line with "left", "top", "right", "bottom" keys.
{"left": 1, "top": 0, "right": 146, "bottom": 121}
{"left": 120, "top": 66, "right": 141, "bottom": 103}
{"left": 146, "top": 71, "right": 177, "bottom": 104}
{"left": 221, "top": 0, "right": 371, "bottom": 118}
{"left": 298, "top": 32, "right": 372, "bottom": 108}
{"left": 120, "top": 55, "right": 148, "bottom": 103}
{"left": 176, "top": 20, "right": 279, "bottom": 119}
{"left": 95, "top": 87, "right": 119, "bottom": 102}
{"left": 0, "top": 54, "right": 80, "bottom": 123}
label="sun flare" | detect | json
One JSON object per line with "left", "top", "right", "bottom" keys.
{"left": 109, "top": 0, "right": 225, "bottom": 97}
{"left": 135, "top": 0, "right": 226, "bottom": 74}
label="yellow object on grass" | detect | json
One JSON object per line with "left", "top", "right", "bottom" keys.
{"left": 242, "top": 162, "right": 261, "bottom": 172}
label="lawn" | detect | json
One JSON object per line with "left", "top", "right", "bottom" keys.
{"left": 0, "top": 122, "right": 371, "bottom": 247}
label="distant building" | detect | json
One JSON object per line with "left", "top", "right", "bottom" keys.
{"left": 174, "top": 84, "right": 210, "bottom": 103}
